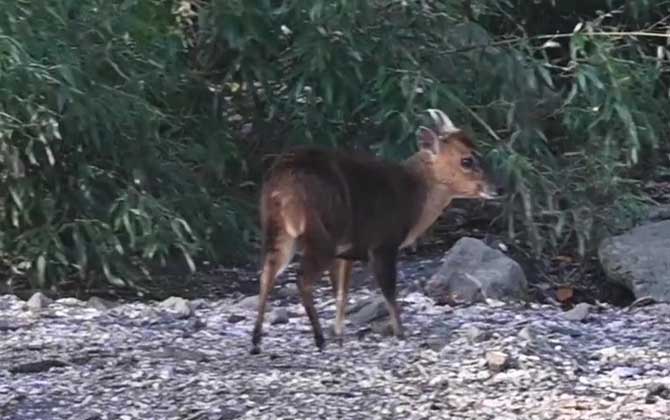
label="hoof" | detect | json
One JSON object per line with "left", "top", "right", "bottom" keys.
{"left": 315, "top": 335, "right": 326, "bottom": 352}
{"left": 250, "top": 345, "right": 261, "bottom": 355}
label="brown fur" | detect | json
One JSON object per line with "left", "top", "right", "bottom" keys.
{"left": 250, "top": 110, "right": 498, "bottom": 354}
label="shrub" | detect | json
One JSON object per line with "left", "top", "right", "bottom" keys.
{"left": 2, "top": 0, "right": 669, "bottom": 293}
{"left": 191, "top": 0, "right": 670, "bottom": 257}
{"left": 0, "top": 0, "right": 252, "bottom": 292}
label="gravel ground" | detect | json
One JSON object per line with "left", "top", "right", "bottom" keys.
{"left": 1, "top": 258, "right": 670, "bottom": 420}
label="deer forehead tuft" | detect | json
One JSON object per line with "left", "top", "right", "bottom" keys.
{"left": 435, "top": 133, "right": 477, "bottom": 157}
{"left": 448, "top": 132, "right": 477, "bottom": 150}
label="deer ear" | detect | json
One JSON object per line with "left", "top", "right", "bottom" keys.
{"left": 416, "top": 126, "right": 440, "bottom": 155}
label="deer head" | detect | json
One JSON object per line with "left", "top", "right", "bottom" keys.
{"left": 415, "top": 108, "right": 500, "bottom": 200}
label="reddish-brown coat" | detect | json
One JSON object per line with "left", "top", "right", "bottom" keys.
{"left": 251, "top": 109, "right": 499, "bottom": 354}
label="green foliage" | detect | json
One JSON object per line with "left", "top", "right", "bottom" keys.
{"left": 483, "top": 1, "right": 670, "bottom": 256}
{"left": 0, "top": 0, "right": 253, "bottom": 292}
{"left": 1, "top": 0, "right": 669, "bottom": 293}
{"left": 192, "top": 0, "right": 475, "bottom": 157}
{"left": 190, "top": 0, "right": 670, "bottom": 257}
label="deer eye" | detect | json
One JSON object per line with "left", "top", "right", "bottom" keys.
{"left": 461, "top": 157, "right": 474, "bottom": 169}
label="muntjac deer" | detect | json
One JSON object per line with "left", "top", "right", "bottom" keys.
{"left": 251, "top": 109, "right": 500, "bottom": 354}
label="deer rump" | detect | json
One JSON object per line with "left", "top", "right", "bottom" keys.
{"left": 261, "top": 147, "right": 427, "bottom": 261}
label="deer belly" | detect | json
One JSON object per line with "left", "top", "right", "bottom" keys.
{"left": 334, "top": 242, "right": 367, "bottom": 260}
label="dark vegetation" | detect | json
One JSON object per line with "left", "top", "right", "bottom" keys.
{"left": 1, "top": 0, "right": 669, "bottom": 300}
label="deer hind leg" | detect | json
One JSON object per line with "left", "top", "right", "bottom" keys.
{"left": 250, "top": 233, "right": 296, "bottom": 355}
{"left": 297, "top": 250, "right": 332, "bottom": 351}
{"left": 370, "top": 246, "right": 404, "bottom": 339}
{"left": 329, "top": 258, "right": 352, "bottom": 346}
{"left": 295, "top": 222, "right": 338, "bottom": 352}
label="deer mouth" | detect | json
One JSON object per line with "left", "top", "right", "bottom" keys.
{"left": 478, "top": 183, "right": 504, "bottom": 200}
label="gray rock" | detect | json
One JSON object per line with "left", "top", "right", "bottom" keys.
{"left": 462, "top": 324, "right": 491, "bottom": 342}
{"left": 56, "top": 297, "right": 83, "bottom": 306}
{"left": 159, "top": 297, "right": 192, "bottom": 319}
{"left": 270, "top": 307, "right": 289, "bottom": 325}
{"left": 370, "top": 321, "right": 394, "bottom": 336}
{"left": 598, "top": 220, "right": 670, "bottom": 301}
{"left": 424, "top": 321, "right": 451, "bottom": 342}
{"left": 228, "top": 314, "right": 246, "bottom": 323}
{"left": 428, "top": 374, "right": 450, "bottom": 388}
{"left": 237, "top": 295, "right": 259, "bottom": 310}
{"left": 277, "top": 283, "right": 299, "bottom": 299}
{"left": 183, "top": 317, "right": 207, "bottom": 333}
{"left": 611, "top": 366, "right": 641, "bottom": 379}
{"left": 421, "top": 336, "right": 450, "bottom": 353}
{"left": 69, "top": 411, "right": 103, "bottom": 420}
{"left": 424, "top": 237, "right": 528, "bottom": 305}
{"left": 491, "top": 368, "right": 532, "bottom": 385}
{"left": 596, "top": 346, "right": 619, "bottom": 360}
{"left": 159, "top": 366, "right": 175, "bottom": 380}
{"left": 140, "top": 306, "right": 160, "bottom": 320}
{"left": 518, "top": 325, "right": 538, "bottom": 342}
{"left": 486, "top": 351, "right": 510, "bottom": 372}
{"left": 548, "top": 323, "right": 583, "bottom": 337}
{"left": 346, "top": 296, "right": 374, "bottom": 315}
{"left": 190, "top": 299, "right": 209, "bottom": 310}
{"left": 26, "top": 292, "right": 52, "bottom": 311}
{"left": 87, "top": 296, "right": 116, "bottom": 311}
{"left": 349, "top": 297, "right": 389, "bottom": 325}
{"left": 9, "top": 359, "right": 67, "bottom": 374}
{"left": 563, "top": 303, "right": 590, "bottom": 322}
{"left": 647, "top": 205, "right": 670, "bottom": 222}
{"left": 645, "top": 383, "right": 670, "bottom": 404}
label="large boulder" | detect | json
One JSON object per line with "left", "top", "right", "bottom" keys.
{"left": 424, "top": 237, "right": 528, "bottom": 305}
{"left": 598, "top": 220, "right": 670, "bottom": 301}
{"left": 647, "top": 205, "right": 670, "bottom": 222}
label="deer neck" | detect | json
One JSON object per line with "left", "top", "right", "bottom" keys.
{"left": 400, "top": 151, "right": 454, "bottom": 249}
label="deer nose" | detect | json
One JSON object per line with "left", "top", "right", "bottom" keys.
{"left": 496, "top": 185, "right": 506, "bottom": 196}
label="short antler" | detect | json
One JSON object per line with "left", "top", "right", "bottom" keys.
{"left": 426, "top": 108, "right": 458, "bottom": 134}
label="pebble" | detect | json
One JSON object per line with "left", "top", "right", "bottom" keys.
{"left": 87, "top": 296, "right": 115, "bottom": 311}
{"left": 597, "top": 346, "right": 619, "bottom": 359}
{"left": 159, "top": 296, "right": 192, "bottom": 319}
{"left": 462, "top": 324, "right": 491, "bottom": 342}
{"left": 486, "top": 351, "right": 511, "bottom": 372}
{"left": 56, "top": 297, "right": 83, "bottom": 306}
{"left": 645, "top": 383, "right": 670, "bottom": 404}
{"left": 610, "top": 366, "right": 641, "bottom": 378}
{"left": 1, "top": 259, "right": 670, "bottom": 420}
{"left": 563, "top": 303, "right": 591, "bottom": 322}
{"left": 270, "top": 307, "right": 289, "bottom": 325}
{"left": 517, "top": 325, "right": 537, "bottom": 342}
{"left": 348, "top": 297, "right": 389, "bottom": 324}
{"left": 277, "top": 283, "right": 299, "bottom": 299}
{"left": 237, "top": 295, "right": 259, "bottom": 310}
